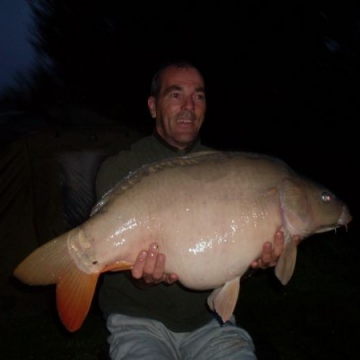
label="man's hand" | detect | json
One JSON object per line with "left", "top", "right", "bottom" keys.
{"left": 251, "top": 231, "right": 301, "bottom": 269}
{"left": 131, "top": 243, "right": 178, "bottom": 285}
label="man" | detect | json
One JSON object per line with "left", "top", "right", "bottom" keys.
{"left": 95, "top": 60, "right": 292, "bottom": 359}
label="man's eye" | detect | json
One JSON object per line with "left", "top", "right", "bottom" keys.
{"left": 171, "top": 93, "right": 180, "bottom": 98}
{"left": 196, "top": 94, "right": 205, "bottom": 101}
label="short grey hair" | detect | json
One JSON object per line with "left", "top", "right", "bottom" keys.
{"left": 150, "top": 60, "right": 203, "bottom": 98}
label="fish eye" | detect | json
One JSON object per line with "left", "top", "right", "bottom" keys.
{"left": 321, "top": 192, "right": 332, "bottom": 202}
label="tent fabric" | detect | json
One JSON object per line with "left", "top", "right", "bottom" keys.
{"left": 0, "top": 109, "right": 144, "bottom": 302}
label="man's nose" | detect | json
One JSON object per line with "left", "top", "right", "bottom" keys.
{"left": 182, "top": 96, "right": 195, "bottom": 110}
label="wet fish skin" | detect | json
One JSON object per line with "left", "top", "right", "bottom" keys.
{"left": 13, "top": 150, "right": 352, "bottom": 332}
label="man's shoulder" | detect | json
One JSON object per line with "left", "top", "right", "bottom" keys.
{"left": 101, "top": 135, "right": 163, "bottom": 177}
{"left": 130, "top": 135, "right": 156, "bottom": 152}
{"left": 102, "top": 135, "right": 153, "bottom": 163}
{"left": 101, "top": 134, "right": 212, "bottom": 172}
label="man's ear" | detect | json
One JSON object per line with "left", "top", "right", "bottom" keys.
{"left": 148, "top": 96, "right": 156, "bottom": 118}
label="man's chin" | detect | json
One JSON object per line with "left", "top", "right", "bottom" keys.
{"left": 175, "top": 133, "right": 197, "bottom": 144}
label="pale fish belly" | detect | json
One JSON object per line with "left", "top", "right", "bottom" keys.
{"left": 154, "top": 195, "right": 282, "bottom": 289}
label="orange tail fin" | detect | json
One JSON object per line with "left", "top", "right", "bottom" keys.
{"left": 57, "top": 261, "right": 98, "bottom": 332}
{"left": 13, "top": 234, "right": 69, "bottom": 285}
{"left": 13, "top": 232, "right": 98, "bottom": 332}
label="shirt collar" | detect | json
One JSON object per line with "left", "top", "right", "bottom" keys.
{"left": 152, "top": 129, "right": 201, "bottom": 155}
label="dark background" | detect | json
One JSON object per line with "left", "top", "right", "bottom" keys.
{"left": 0, "top": 2, "right": 359, "bottom": 359}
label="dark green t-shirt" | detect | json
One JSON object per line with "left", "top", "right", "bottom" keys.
{"left": 95, "top": 133, "right": 216, "bottom": 332}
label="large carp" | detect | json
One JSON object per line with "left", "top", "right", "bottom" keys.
{"left": 13, "top": 150, "right": 352, "bottom": 332}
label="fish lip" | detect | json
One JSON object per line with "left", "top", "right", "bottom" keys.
{"left": 315, "top": 219, "right": 351, "bottom": 234}
{"left": 338, "top": 206, "right": 352, "bottom": 226}
{"left": 315, "top": 225, "right": 340, "bottom": 234}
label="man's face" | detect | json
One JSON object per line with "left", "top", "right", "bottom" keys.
{"left": 148, "top": 66, "right": 206, "bottom": 149}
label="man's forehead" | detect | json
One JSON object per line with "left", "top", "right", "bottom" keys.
{"left": 161, "top": 66, "right": 204, "bottom": 90}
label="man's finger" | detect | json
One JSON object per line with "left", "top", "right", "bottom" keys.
{"left": 260, "top": 241, "right": 273, "bottom": 265}
{"left": 152, "top": 253, "right": 166, "bottom": 281}
{"left": 273, "top": 231, "right": 285, "bottom": 258}
{"left": 142, "top": 243, "right": 159, "bottom": 281}
{"left": 164, "top": 273, "right": 178, "bottom": 285}
{"left": 131, "top": 251, "right": 147, "bottom": 279}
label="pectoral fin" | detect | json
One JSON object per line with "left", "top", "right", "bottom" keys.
{"left": 274, "top": 234, "right": 298, "bottom": 285}
{"left": 207, "top": 277, "right": 241, "bottom": 323}
{"left": 102, "top": 261, "right": 133, "bottom": 272}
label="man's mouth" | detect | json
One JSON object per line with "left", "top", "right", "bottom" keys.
{"left": 176, "top": 111, "right": 196, "bottom": 122}
{"left": 176, "top": 119, "right": 193, "bottom": 124}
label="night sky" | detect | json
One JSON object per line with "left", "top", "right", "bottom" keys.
{"left": 0, "top": 0, "right": 35, "bottom": 91}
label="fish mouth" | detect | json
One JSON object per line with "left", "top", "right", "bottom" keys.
{"left": 338, "top": 206, "right": 352, "bottom": 226}
{"left": 315, "top": 206, "right": 352, "bottom": 234}
{"left": 315, "top": 224, "right": 341, "bottom": 234}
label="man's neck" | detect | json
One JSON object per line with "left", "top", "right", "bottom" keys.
{"left": 153, "top": 130, "right": 200, "bottom": 154}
